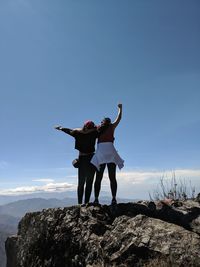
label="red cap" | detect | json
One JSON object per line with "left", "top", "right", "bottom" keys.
{"left": 84, "top": 120, "right": 95, "bottom": 129}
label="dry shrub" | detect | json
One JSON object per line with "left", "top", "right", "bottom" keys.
{"left": 149, "top": 172, "right": 195, "bottom": 201}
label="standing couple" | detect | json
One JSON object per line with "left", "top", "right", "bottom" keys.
{"left": 55, "top": 104, "right": 124, "bottom": 205}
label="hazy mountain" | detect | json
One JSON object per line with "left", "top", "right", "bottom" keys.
{"left": 0, "top": 197, "right": 77, "bottom": 218}
{"left": 0, "top": 191, "right": 77, "bottom": 205}
{"left": 0, "top": 190, "right": 130, "bottom": 205}
{"left": 0, "top": 214, "right": 19, "bottom": 233}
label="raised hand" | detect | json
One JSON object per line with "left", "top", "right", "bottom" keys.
{"left": 118, "top": 103, "right": 122, "bottom": 108}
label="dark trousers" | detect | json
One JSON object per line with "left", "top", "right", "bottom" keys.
{"left": 78, "top": 154, "right": 96, "bottom": 204}
{"left": 94, "top": 163, "right": 117, "bottom": 200}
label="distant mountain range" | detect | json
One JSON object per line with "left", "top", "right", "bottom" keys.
{"left": 0, "top": 196, "right": 137, "bottom": 267}
{"left": 0, "top": 197, "right": 76, "bottom": 218}
{"left": 0, "top": 192, "right": 78, "bottom": 205}
{"left": 0, "top": 191, "right": 138, "bottom": 206}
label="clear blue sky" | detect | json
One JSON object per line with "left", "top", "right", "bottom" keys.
{"left": 0, "top": 0, "right": 200, "bottom": 199}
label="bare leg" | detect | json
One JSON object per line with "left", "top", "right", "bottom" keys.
{"left": 107, "top": 163, "right": 117, "bottom": 203}
{"left": 94, "top": 163, "right": 106, "bottom": 202}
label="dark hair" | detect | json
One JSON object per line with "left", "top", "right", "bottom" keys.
{"left": 98, "top": 117, "right": 111, "bottom": 135}
{"left": 101, "top": 117, "right": 111, "bottom": 125}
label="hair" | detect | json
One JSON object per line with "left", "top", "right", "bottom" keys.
{"left": 82, "top": 121, "right": 96, "bottom": 131}
{"left": 102, "top": 117, "right": 111, "bottom": 125}
{"left": 98, "top": 117, "right": 112, "bottom": 135}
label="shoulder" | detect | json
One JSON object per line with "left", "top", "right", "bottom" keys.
{"left": 110, "top": 124, "right": 115, "bottom": 131}
{"left": 71, "top": 129, "right": 82, "bottom": 137}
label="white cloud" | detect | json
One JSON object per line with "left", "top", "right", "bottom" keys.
{"left": 113, "top": 169, "right": 200, "bottom": 185}
{"left": 0, "top": 168, "right": 199, "bottom": 198}
{"left": 172, "top": 169, "right": 200, "bottom": 177}
{"left": 0, "top": 182, "right": 76, "bottom": 196}
{"left": 100, "top": 168, "right": 200, "bottom": 199}
{"left": 32, "top": 179, "right": 55, "bottom": 183}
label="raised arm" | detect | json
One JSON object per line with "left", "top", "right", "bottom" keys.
{"left": 112, "top": 103, "right": 122, "bottom": 129}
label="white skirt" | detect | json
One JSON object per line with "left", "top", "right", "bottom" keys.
{"left": 91, "top": 142, "right": 124, "bottom": 170}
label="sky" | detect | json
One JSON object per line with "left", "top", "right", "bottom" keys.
{"left": 0, "top": 0, "right": 200, "bottom": 201}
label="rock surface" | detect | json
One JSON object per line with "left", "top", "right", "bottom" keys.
{"left": 6, "top": 200, "right": 200, "bottom": 267}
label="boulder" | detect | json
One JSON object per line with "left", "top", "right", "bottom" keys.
{"left": 6, "top": 202, "right": 200, "bottom": 267}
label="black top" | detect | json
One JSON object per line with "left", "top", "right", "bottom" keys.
{"left": 61, "top": 128, "right": 98, "bottom": 153}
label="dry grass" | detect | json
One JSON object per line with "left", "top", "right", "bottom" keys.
{"left": 149, "top": 172, "right": 196, "bottom": 201}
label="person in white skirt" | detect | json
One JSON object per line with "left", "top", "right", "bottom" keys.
{"left": 91, "top": 104, "right": 124, "bottom": 205}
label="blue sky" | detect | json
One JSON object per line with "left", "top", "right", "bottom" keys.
{"left": 0, "top": 0, "right": 200, "bottom": 200}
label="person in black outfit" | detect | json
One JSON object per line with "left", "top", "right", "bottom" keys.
{"left": 55, "top": 121, "right": 98, "bottom": 205}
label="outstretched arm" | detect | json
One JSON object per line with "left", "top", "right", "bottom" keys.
{"left": 54, "top": 126, "right": 76, "bottom": 137}
{"left": 112, "top": 103, "right": 122, "bottom": 129}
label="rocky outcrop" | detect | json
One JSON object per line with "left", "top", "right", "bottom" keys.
{"left": 6, "top": 200, "right": 200, "bottom": 267}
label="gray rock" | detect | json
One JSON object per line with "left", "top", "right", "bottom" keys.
{"left": 195, "top": 193, "right": 200, "bottom": 203}
{"left": 5, "top": 202, "right": 200, "bottom": 267}
{"left": 102, "top": 214, "right": 200, "bottom": 266}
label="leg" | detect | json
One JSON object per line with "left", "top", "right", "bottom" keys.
{"left": 77, "top": 160, "right": 86, "bottom": 204}
{"left": 84, "top": 163, "right": 96, "bottom": 204}
{"left": 107, "top": 163, "right": 117, "bottom": 202}
{"left": 94, "top": 163, "right": 106, "bottom": 201}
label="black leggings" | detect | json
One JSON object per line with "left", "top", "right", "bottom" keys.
{"left": 78, "top": 154, "right": 96, "bottom": 204}
{"left": 94, "top": 163, "right": 117, "bottom": 200}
